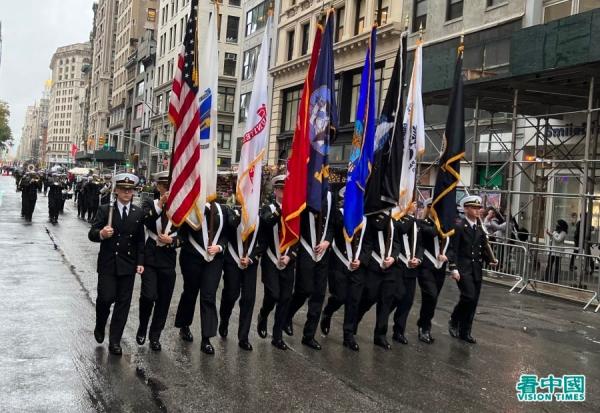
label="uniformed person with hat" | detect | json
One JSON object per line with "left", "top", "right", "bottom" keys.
{"left": 88, "top": 173, "right": 145, "bottom": 356}
{"left": 19, "top": 171, "right": 42, "bottom": 222}
{"left": 174, "top": 193, "right": 227, "bottom": 355}
{"left": 218, "top": 200, "right": 264, "bottom": 351}
{"left": 256, "top": 175, "right": 297, "bottom": 350}
{"left": 390, "top": 201, "right": 424, "bottom": 345}
{"left": 136, "top": 171, "right": 181, "bottom": 352}
{"left": 284, "top": 179, "right": 334, "bottom": 351}
{"left": 416, "top": 198, "right": 450, "bottom": 344}
{"left": 47, "top": 173, "right": 67, "bottom": 224}
{"left": 447, "top": 195, "right": 498, "bottom": 344}
{"left": 320, "top": 187, "right": 372, "bottom": 351}
{"left": 85, "top": 174, "right": 102, "bottom": 222}
{"left": 100, "top": 173, "right": 113, "bottom": 205}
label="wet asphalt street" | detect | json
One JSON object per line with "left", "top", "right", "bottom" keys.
{"left": 0, "top": 174, "right": 599, "bottom": 413}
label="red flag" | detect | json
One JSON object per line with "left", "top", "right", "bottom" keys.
{"left": 70, "top": 144, "right": 78, "bottom": 157}
{"left": 280, "top": 26, "right": 323, "bottom": 252}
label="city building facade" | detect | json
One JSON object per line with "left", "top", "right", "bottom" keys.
{"left": 46, "top": 42, "right": 92, "bottom": 166}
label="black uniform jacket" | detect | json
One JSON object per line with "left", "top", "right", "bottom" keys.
{"left": 331, "top": 207, "right": 372, "bottom": 268}
{"left": 224, "top": 206, "right": 264, "bottom": 267}
{"left": 178, "top": 202, "right": 227, "bottom": 260}
{"left": 89, "top": 203, "right": 145, "bottom": 277}
{"left": 366, "top": 212, "right": 401, "bottom": 273}
{"left": 447, "top": 218, "right": 493, "bottom": 279}
{"left": 394, "top": 214, "right": 424, "bottom": 278}
{"left": 259, "top": 202, "right": 298, "bottom": 266}
{"left": 142, "top": 198, "right": 181, "bottom": 269}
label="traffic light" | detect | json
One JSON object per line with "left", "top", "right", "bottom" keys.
{"left": 98, "top": 136, "right": 105, "bottom": 146}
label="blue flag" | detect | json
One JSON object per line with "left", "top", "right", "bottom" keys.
{"left": 306, "top": 11, "right": 337, "bottom": 213}
{"left": 344, "top": 27, "right": 377, "bottom": 241}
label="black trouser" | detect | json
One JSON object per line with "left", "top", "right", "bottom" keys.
{"left": 49, "top": 198, "right": 60, "bottom": 221}
{"left": 96, "top": 273, "right": 136, "bottom": 344}
{"left": 219, "top": 260, "right": 257, "bottom": 342}
{"left": 357, "top": 266, "right": 397, "bottom": 341}
{"left": 175, "top": 252, "right": 223, "bottom": 339}
{"left": 87, "top": 204, "right": 98, "bottom": 221}
{"left": 323, "top": 257, "right": 367, "bottom": 341}
{"left": 78, "top": 196, "right": 87, "bottom": 217}
{"left": 287, "top": 250, "right": 329, "bottom": 339}
{"left": 392, "top": 270, "right": 417, "bottom": 336}
{"left": 259, "top": 258, "right": 294, "bottom": 341}
{"left": 450, "top": 271, "right": 482, "bottom": 335}
{"left": 23, "top": 195, "right": 36, "bottom": 220}
{"left": 417, "top": 266, "right": 446, "bottom": 331}
{"left": 544, "top": 255, "right": 561, "bottom": 284}
{"left": 138, "top": 265, "right": 176, "bottom": 342}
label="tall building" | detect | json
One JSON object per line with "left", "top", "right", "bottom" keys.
{"left": 151, "top": 0, "right": 243, "bottom": 173}
{"left": 16, "top": 89, "right": 50, "bottom": 164}
{"left": 108, "top": 0, "right": 158, "bottom": 155}
{"left": 17, "top": 106, "right": 36, "bottom": 162}
{"left": 268, "top": 0, "right": 401, "bottom": 166}
{"left": 233, "top": 0, "right": 279, "bottom": 166}
{"left": 88, "top": 0, "right": 119, "bottom": 150}
{"left": 46, "top": 42, "right": 92, "bottom": 166}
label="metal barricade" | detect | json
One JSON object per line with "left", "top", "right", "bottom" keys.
{"left": 525, "top": 245, "right": 599, "bottom": 311}
{"left": 483, "top": 240, "right": 528, "bottom": 292}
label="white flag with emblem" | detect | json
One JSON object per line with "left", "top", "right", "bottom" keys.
{"left": 397, "top": 40, "right": 425, "bottom": 217}
{"left": 196, "top": 3, "right": 219, "bottom": 223}
{"left": 236, "top": 16, "right": 272, "bottom": 241}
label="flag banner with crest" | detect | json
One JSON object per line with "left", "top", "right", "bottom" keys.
{"left": 397, "top": 40, "right": 424, "bottom": 218}
{"left": 430, "top": 44, "right": 465, "bottom": 238}
{"left": 343, "top": 26, "right": 377, "bottom": 241}
{"left": 237, "top": 16, "right": 272, "bottom": 242}
{"left": 364, "top": 33, "right": 407, "bottom": 214}
{"left": 306, "top": 11, "right": 337, "bottom": 214}
{"left": 280, "top": 21, "right": 324, "bottom": 251}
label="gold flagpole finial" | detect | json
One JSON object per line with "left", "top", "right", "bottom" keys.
{"left": 404, "top": 15, "right": 409, "bottom": 31}
{"left": 458, "top": 30, "right": 465, "bottom": 56}
{"left": 419, "top": 23, "right": 424, "bottom": 40}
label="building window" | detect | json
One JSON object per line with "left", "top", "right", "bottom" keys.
{"left": 229, "top": 0, "right": 241, "bottom": 6}
{"left": 413, "top": 0, "right": 427, "bottom": 31}
{"left": 286, "top": 30, "right": 295, "bottom": 61}
{"left": 282, "top": 87, "right": 302, "bottom": 132}
{"left": 447, "top": 0, "right": 463, "bottom": 20}
{"left": 218, "top": 86, "right": 235, "bottom": 113}
{"left": 136, "top": 81, "right": 144, "bottom": 97}
{"left": 374, "top": 0, "right": 390, "bottom": 26}
{"left": 246, "top": 1, "right": 268, "bottom": 37}
{"left": 335, "top": 7, "right": 345, "bottom": 42}
{"left": 354, "top": 0, "right": 366, "bottom": 35}
{"left": 349, "top": 68, "right": 384, "bottom": 123}
{"left": 217, "top": 124, "right": 232, "bottom": 150}
{"left": 486, "top": 0, "right": 505, "bottom": 6}
{"left": 242, "top": 46, "right": 260, "bottom": 80}
{"left": 580, "top": 0, "right": 600, "bottom": 13}
{"left": 226, "top": 16, "right": 240, "bottom": 43}
{"left": 135, "top": 103, "right": 143, "bottom": 119}
{"left": 300, "top": 22, "right": 310, "bottom": 55}
{"left": 543, "top": 0, "right": 573, "bottom": 22}
{"left": 239, "top": 92, "right": 251, "bottom": 122}
{"left": 224, "top": 52, "right": 237, "bottom": 76}
{"left": 156, "top": 94, "right": 164, "bottom": 114}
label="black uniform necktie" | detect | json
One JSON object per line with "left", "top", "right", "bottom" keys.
{"left": 122, "top": 205, "right": 128, "bottom": 221}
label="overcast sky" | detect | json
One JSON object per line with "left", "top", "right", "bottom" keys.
{"left": 0, "top": 0, "right": 94, "bottom": 156}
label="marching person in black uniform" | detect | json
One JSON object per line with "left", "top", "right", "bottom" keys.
{"left": 47, "top": 173, "right": 66, "bottom": 224}
{"left": 174, "top": 200, "right": 227, "bottom": 355}
{"left": 356, "top": 210, "right": 400, "bottom": 350}
{"left": 78, "top": 177, "right": 90, "bottom": 219}
{"left": 19, "top": 171, "right": 41, "bottom": 222}
{"left": 86, "top": 175, "right": 101, "bottom": 222}
{"left": 256, "top": 175, "right": 297, "bottom": 350}
{"left": 100, "top": 173, "right": 113, "bottom": 205}
{"left": 88, "top": 173, "right": 145, "bottom": 356}
{"left": 416, "top": 198, "right": 450, "bottom": 344}
{"left": 284, "top": 187, "right": 333, "bottom": 351}
{"left": 391, "top": 202, "right": 423, "bottom": 345}
{"left": 136, "top": 171, "right": 180, "bottom": 352}
{"left": 320, "top": 187, "right": 372, "bottom": 351}
{"left": 218, "top": 203, "right": 264, "bottom": 351}
{"left": 447, "top": 195, "right": 497, "bottom": 344}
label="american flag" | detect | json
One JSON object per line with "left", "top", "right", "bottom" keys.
{"left": 166, "top": 0, "right": 201, "bottom": 228}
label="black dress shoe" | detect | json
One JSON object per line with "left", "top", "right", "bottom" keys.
{"left": 150, "top": 341, "right": 162, "bottom": 352}
{"left": 200, "top": 339, "right": 215, "bottom": 355}
{"left": 320, "top": 314, "right": 331, "bottom": 336}
{"left": 179, "top": 326, "right": 194, "bottom": 342}
{"left": 108, "top": 343, "right": 122, "bottom": 356}
{"left": 238, "top": 340, "right": 253, "bottom": 351}
{"left": 374, "top": 337, "right": 392, "bottom": 350}
{"left": 94, "top": 327, "right": 105, "bottom": 344}
{"left": 136, "top": 326, "right": 146, "bottom": 345}
{"left": 301, "top": 336, "right": 322, "bottom": 350}
{"left": 392, "top": 333, "right": 408, "bottom": 345}
{"left": 448, "top": 320, "right": 460, "bottom": 338}
{"left": 283, "top": 322, "right": 294, "bottom": 337}
{"left": 271, "top": 338, "right": 288, "bottom": 350}
{"left": 418, "top": 328, "right": 433, "bottom": 344}
{"left": 257, "top": 312, "right": 267, "bottom": 339}
{"left": 459, "top": 334, "right": 477, "bottom": 344}
{"left": 218, "top": 323, "right": 228, "bottom": 339}
{"left": 343, "top": 339, "right": 360, "bottom": 352}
